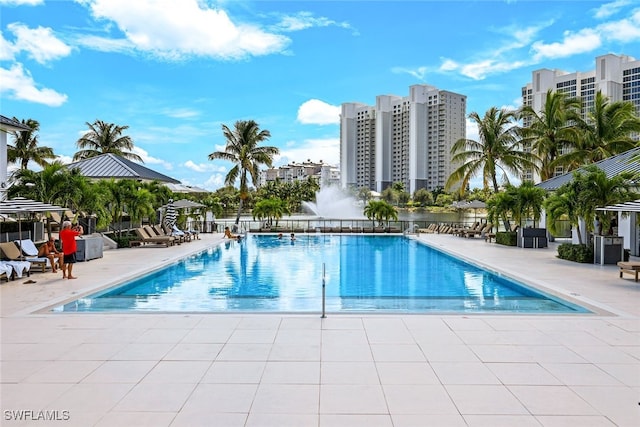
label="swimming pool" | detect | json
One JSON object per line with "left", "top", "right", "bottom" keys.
{"left": 55, "top": 235, "right": 588, "bottom": 313}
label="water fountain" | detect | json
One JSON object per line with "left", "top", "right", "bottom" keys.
{"left": 302, "top": 186, "right": 365, "bottom": 219}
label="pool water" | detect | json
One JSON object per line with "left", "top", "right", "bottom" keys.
{"left": 56, "top": 235, "right": 588, "bottom": 313}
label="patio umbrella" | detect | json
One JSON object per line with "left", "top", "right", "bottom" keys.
{"left": 172, "top": 199, "right": 204, "bottom": 209}
{"left": 461, "top": 200, "right": 487, "bottom": 221}
{"left": 164, "top": 198, "right": 178, "bottom": 229}
{"left": 0, "top": 197, "right": 66, "bottom": 251}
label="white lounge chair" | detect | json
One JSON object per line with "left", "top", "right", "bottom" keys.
{"left": 15, "top": 239, "right": 56, "bottom": 273}
{"left": 0, "top": 242, "right": 32, "bottom": 279}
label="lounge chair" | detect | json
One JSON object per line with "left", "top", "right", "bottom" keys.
{"left": 456, "top": 221, "right": 480, "bottom": 237}
{"left": 463, "top": 223, "right": 492, "bottom": 238}
{"left": 133, "top": 227, "right": 175, "bottom": 247}
{"left": 153, "top": 224, "right": 185, "bottom": 243}
{"left": 15, "top": 239, "right": 57, "bottom": 272}
{"left": 0, "top": 242, "right": 32, "bottom": 278}
{"left": 617, "top": 261, "right": 640, "bottom": 282}
{"left": 0, "top": 261, "right": 13, "bottom": 282}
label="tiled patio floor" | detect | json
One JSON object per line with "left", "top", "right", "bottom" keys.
{"left": 1, "top": 232, "right": 639, "bottom": 426}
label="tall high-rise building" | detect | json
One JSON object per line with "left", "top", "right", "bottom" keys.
{"left": 521, "top": 53, "right": 640, "bottom": 181}
{"left": 340, "top": 84, "right": 466, "bottom": 194}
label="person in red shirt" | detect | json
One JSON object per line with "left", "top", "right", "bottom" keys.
{"left": 59, "top": 220, "right": 83, "bottom": 279}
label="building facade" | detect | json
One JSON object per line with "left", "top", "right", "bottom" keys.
{"left": 340, "top": 84, "right": 466, "bottom": 194}
{"left": 521, "top": 53, "right": 640, "bottom": 181}
{"left": 260, "top": 160, "right": 339, "bottom": 188}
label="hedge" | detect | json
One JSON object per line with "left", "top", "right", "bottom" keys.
{"left": 495, "top": 231, "right": 517, "bottom": 246}
{"left": 557, "top": 243, "right": 594, "bottom": 263}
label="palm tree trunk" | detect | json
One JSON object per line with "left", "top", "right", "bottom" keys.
{"left": 234, "top": 198, "right": 244, "bottom": 228}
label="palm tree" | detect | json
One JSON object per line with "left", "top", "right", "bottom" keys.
{"left": 445, "top": 107, "right": 538, "bottom": 194}
{"left": 519, "top": 90, "right": 582, "bottom": 181}
{"left": 364, "top": 200, "right": 398, "bottom": 227}
{"left": 511, "top": 181, "right": 546, "bottom": 227}
{"left": 252, "top": 197, "right": 288, "bottom": 227}
{"left": 208, "top": 120, "right": 279, "bottom": 227}
{"left": 555, "top": 92, "right": 640, "bottom": 170}
{"left": 7, "top": 118, "right": 55, "bottom": 169}
{"left": 74, "top": 120, "right": 143, "bottom": 162}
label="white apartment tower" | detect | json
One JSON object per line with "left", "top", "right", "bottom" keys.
{"left": 521, "top": 53, "right": 640, "bottom": 180}
{"left": 340, "top": 84, "right": 466, "bottom": 194}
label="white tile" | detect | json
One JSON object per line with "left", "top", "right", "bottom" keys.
{"left": 420, "top": 344, "right": 480, "bottom": 362}
{"left": 228, "top": 329, "right": 277, "bottom": 343}
{"left": 321, "top": 362, "right": 379, "bottom": 385}
{"left": 252, "top": 384, "right": 319, "bottom": 414}
{"left": 82, "top": 361, "right": 156, "bottom": 383}
{"left": 215, "top": 343, "right": 272, "bottom": 361}
{"left": 508, "top": 385, "right": 598, "bottom": 415}
{"left": 114, "top": 382, "right": 195, "bottom": 412}
{"left": 163, "top": 343, "right": 223, "bottom": 360}
{"left": 111, "top": 342, "right": 174, "bottom": 360}
{"left": 261, "top": 361, "right": 320, "bottom": 384}
{"left": 181, "top": 383, "right": 257, "bottom": 413}
{"left": 320, "top": 414, "right": 393, "bottom": 427}
{"left": 486, "top": 362, "right": 562, "bottom": 385}
{"left": 94, "top": 411, "right": 175, "bottom": 427}
{"left": 201, "top": 361, "right": 265, "bottom": 383}
{"left": 541, "top": 363, "right": 623, "bottom": 386}
{"left": 375, "top": 362, "right": 439, "bottom": 385}
{"left": 25, "top": 360, "right": 102, "bottom": 383}
{"left": 534, "top": 415, "right": 617, "bottom": 426}
{"left": 47, "top": 383, "right": 134, "bottom": 412}
{"left": 321, "top": 344, "right": 373, "bottom": 362}
{"left": 382, "top": 384, "right": 458, "bottom": 414}
{"left": 247, "top": 413, "right": 318, "bottom": 427}
{"left": 463, "top": 414, "right": 542, "bottom": 426}
{"left": 445, "top": 385, "right": 528, "bottom": 415}
{"left": 269, "top": 343, "right": 321, "bottom": 361}
{"left": 431, "top": 362, "right": 500, "bottom": 385}
{"left": 572, "top": 385, "right": 640, "bottom": 427}
{"left": 320, "top": 384, "right": 387, "bottom": 414}
{"left": 392, "top": 414, "right": 467, "bottom": 427}
{"left": 141, "top": 360, "right": 210, "bottom": 383}
{"left": 370, "top": 344, "right": 425, "bottom": 362}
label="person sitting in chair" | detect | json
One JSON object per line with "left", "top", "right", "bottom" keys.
{"left": 224, "top": 226, "right": 237, "bottom": 239}
{"left": 38, "top": 237, "right": 64, "bottom": 274}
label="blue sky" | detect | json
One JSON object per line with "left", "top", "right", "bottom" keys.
{"left": 1, "top": 0, "right": 639, "bottom": 191}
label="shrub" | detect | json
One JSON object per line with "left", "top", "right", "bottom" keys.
{"left": 495, "top": 231, "right": 517, "bottom": 246}
{"left": 113, "top": 235, "right": 137, "bottom": 248}
{"left": 557, "top": 243, "right": 594, "bottom": 263}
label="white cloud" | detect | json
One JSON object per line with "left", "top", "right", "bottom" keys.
{"left": 391, "top": 66, "right": 427, "bottom": 81}
{"left": 203, "top": 173, "right": 226, "bottom": 191}
{"left": 532, "top": 28, "right": 602, "bottom": 60}
{"left": 78, "top": 0, "right": 290, "bottom": 60}
{"left": 0, "top": 0, "right": 43, "bottom": 5}
{"left": 55, "top": 154, "right": 74, "bottom": 165}
{"left": 297, "top": 99, "right": 340, "bottom": 125}
{"left": 6, "top": 22, "right": 72, "bottom": 64}
{"left": 275, "top": 138, "right": 340, "bottom": 166}
{"left": 184, "top": 160, "right": 226, "bottom": 173}
{"left": 0, "top": 32, "right": 16, "bottom": 61}
{"left": 164, "top": 108, "right": 201, "bottom": 119}
{"left": 132, "top": 146, "right": 173, "bottom": 170}
{"left": 271, "top": 11, "right": 356, "bottom": 35}
{"left": 593, "top": 0, "right": 632, "bottom": 19}
{"left": 598, "top": 9, "right": 640, "bottom": 42}
{"left": 0, "top": 63, "right": 68, "bottom": 106}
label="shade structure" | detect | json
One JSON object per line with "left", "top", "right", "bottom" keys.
{"left": 456, "top": 200, "right": 487, "bottom": 221}
{"left": 164, "top": 198, "right": 178, "bottom": 229}
{"left": 596, "top": 199, "right": 640, "bottom": 213}
{"left": 0, "top": 197, "right": 67, "bottom": 250}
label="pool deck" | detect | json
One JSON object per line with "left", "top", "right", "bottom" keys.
{"left": 1, "top": 232, "right": 638, "bottom": 426}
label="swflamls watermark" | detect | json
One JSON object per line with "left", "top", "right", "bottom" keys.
{"left": 4, "top": 410, "right": 70, "bottom": 422}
